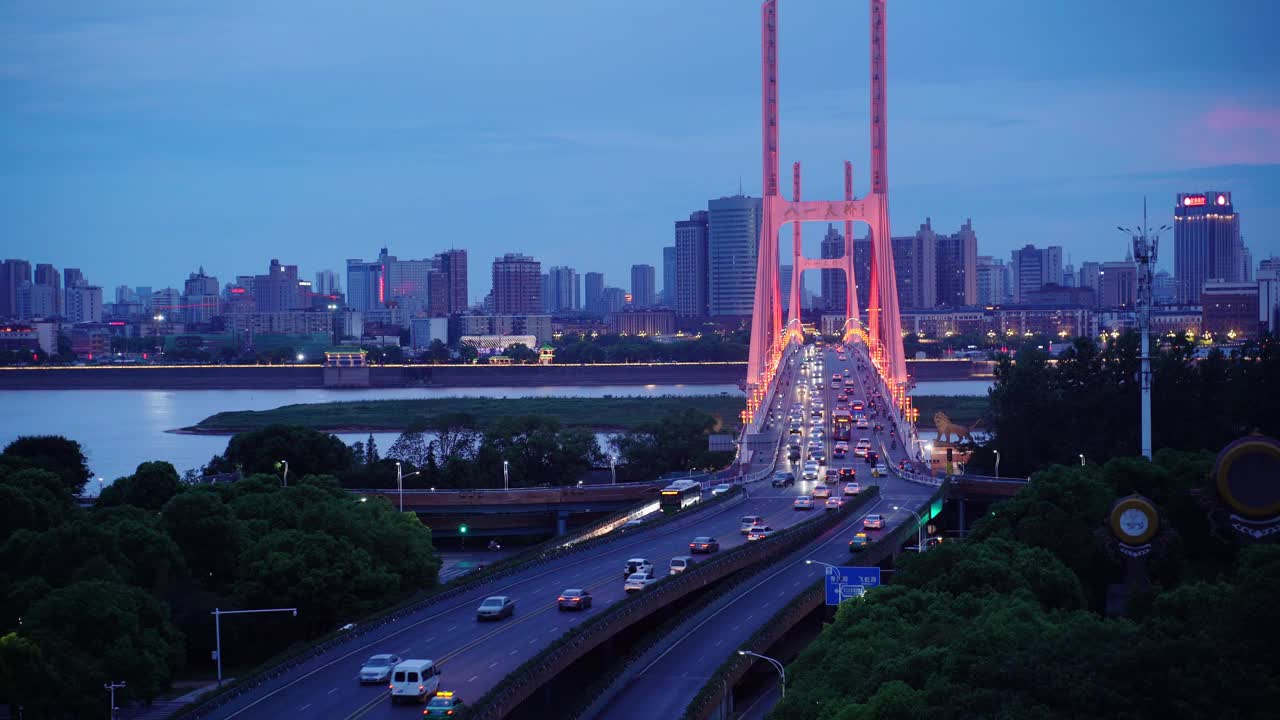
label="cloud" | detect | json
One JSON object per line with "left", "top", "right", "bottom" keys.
{"left": 1183, "top": 104, "right": 1280, "bottom": 165}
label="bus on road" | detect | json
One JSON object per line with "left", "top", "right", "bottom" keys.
{"left": 832, "top": 410, "right": 853, "bottom": 442}
{"left": 660, "top": 479, "right": 703, "bottom": 514}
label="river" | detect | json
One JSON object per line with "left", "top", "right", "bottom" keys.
{"left": 0, "top": 380, "right": 991, "bottom": 486}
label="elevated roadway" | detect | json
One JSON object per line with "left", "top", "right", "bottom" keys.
{"left": 588, "top": 341, "right": 937, "bottom": 719}
{"left": 200, "top": 349, "right": 817, "bottom": 720}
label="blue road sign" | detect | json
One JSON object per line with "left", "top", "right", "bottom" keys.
{"left": 824, "top": 566, "right": 881, "bottom": 605}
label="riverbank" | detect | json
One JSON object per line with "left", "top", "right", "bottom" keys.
{"left": 184, "top": 395, "right": 749, "bottom": 434}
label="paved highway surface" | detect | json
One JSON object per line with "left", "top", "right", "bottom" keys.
{"left": 596, "top": 341, "right": 936, "bottom": 719}
{"left": 206, "top": 351, "right": 822, "bottom": 719}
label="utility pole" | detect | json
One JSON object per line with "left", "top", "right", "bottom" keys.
{"left": 1119, "top": 199, "right": 1169, "bottom": 460}
{"left": 104, "top": 681, "right": 126, "bottom": 720}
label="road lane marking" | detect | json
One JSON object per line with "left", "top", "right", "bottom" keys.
{"left": 489, "top": 661, "right": 499, "bottom": 669}
{"left": 328, "top": 688, "right": 338, "bottom": 694}
{"left": 509, "top": 649, "right": 518, "bottom": 655}
{"left": 469, "top": 675, "right": 478, "bottom": 682}
{"left": 300, "top": 704, "right": 311, "bottom": 711}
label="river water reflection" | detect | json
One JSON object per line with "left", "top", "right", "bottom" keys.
{"left": 0, "top": 379, "right": 990, "bottom": 485}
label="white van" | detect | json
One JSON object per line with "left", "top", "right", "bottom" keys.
{"left": 739, "top": 515, "right": 766, "bottom": 534}
{"left": 669, "top": 556, "right": 696, "bottom": 575}
{"left": 389, "top": 659, "right": 441, "bottom": 704}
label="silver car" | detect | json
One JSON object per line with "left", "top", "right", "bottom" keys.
{"left": 358, "top": 654, "right": 402, "bottom": 684}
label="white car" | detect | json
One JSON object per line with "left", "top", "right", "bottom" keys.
{"left": 794, "top": 496, "right": 814, "bottom": 510}
{"left": 811, "top": 484, "right": 832, "bottom": 499}
{"left": 855, "top": 418, "right": 869, "bottom": 429}
{"left": 872, "top": 462, "right": 889, "bottom": 477}
{"left": 747, "top": 526, "right": 777, "bottom": 541}
{"left": 624, "top": 572, "right": 659, "bottom": 592}
{"left": 712, "top": 483, "right": 732, "bottom": 496}
{"left": 358, "top": 654, "right": 402, "bottom": 684}
{"left": 623, "top": 558, "right": 653, "bottom": 578}
{"left": 845, "top": 482, "right": 862, "bottom": 495}
{"left": 801, "top": 463, "right": 820, "bottom": 481}
{"left": 825, "top": 497, "right": 845, "bottom": 510}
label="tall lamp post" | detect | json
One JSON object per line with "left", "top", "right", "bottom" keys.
{"left": 737, "top": 650, "right": 785, "bottom": 698}
{"left": 278, "top": 459, "right": 289, "bottom": 487}
{"left": 502, "top": 460, "right": 509, "bottom": 491}
{"left": 212, "top": 607, "right": 297, "bottom": 686}
{"left": 1118, "top": 202, "right": 1168, "bottom": 461}
{"left": 894, "top": 505, "right": 923, "bottom": 551}
{"left": 104, "top": 680, "right": 126, "bottom": 720}
{"left": 395, "top": 461, "right": 420, "bottom": 512}
{"left": 609, "top": 455, "right": 617, "bottom": 485}
{"left": 1079, "top": 454, "right": 1086, "bottom": 467}
{"left": 994, "top": 449, "right": 1001, "bottom": 479}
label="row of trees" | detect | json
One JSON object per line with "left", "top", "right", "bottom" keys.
{"left": 201, "top": 404, "right": 733, "bottom": 492}
{"left": 973, "top": 332, "right": 1279, "bottom": 477}
{"left": 773, "top": 452, "right": 1280, "bottom": 719}
{"left": 0, "top": 437, "right": 439, "bottom": 718}
{"left": 552, "top": 331, "right": 748, "bottom": 364}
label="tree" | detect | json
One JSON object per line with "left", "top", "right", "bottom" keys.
{"left": 0, "top": 632, "right": 58, "bottom": 718}
{"left": 365, "top": 433, "right": 379, "bottom": 464}
{"left": 22, "top": 580, "right": 185, "bottom": 710}
{"left": 160, "top": 489, "right": 244, "bottom": 591}
{"left": 97, "top": 461, "right": 183, "bottom": 511}
{"left": 503, "top": 343, "right": 538, "bottom": 364}
{"left": 610, "top": 408, "right": 732, "bottom": 481}
{"left": 2, "top": 435, "right": 92, "bottom": 496}
{"left": 219, "top": 425, "right": 353, "bottom": 477}
{"left": 482, "top": 415, "right": 605, "bottom": 487}
{"left": 0, "top": 467, "right": 76, "bottom": 537}
{"left": 387, "top": 418, "right": 432, "bottom": 469}
{"left": 426, "top": 339, "right": 450, "bottom": 364}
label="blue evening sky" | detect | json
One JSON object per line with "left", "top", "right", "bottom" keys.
{"left": 2, "top": 0, "right": 1278, "bottom": 300}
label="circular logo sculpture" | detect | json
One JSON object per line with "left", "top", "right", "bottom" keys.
{"left": 1208, "top": 435, "right": 1280, "bottom": 542}
{"left": 1110, "top": 496, "right": 1159, "bottom": 546}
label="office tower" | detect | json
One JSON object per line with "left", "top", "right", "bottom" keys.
{"left": 780, "top": 264, "right": 793, "bottom": 312}
{"left": 1099, "top": 261, "right": 1138, "bottom": 309}
{"left": 891, "top": 219, "right": 936, "bottom": 309}
{"left": 491, "top": 253, "right": 542, "bottom": 314}
{"left": 0, "top": 259, "right": 32, "bottom": 319}
{"left": 853, "top": 237, "right": 872, "bottom": 316}
{"left": 1260, "top": 256, "right": 1280, "bottom": 274}
{"left": 384, "top": 252, "right": 435, "bottom": 315}
{"left": 547, "top": 266, "right": 580, "bottom": 312}
{"left": 1078, "top": 261, "right": 1103, "bottom": 301}
{"left": 675, "top": 211, "right": 710, "bottom": 318}
{"left": 35, "top": 263, "right": 61, "bottom": 316}
{"left": 435, "top": 249, "right": 468, "bottom": 314}
{"left": 63, "top": 268, "right": 85, "bottom": 290}
{"left": 182, "top": 268, "right": 221, "bottom": 324}
{"left": 1061, "top": 264, "right": 1077, "bottom": 288}
{"left": 1010, "top": 244, "right": 1063, "bottom": 303}
{"left": 1175, "top": 191, "right": 1240, "bottom": 304}
{"left": 135, "top": 286, "right": 154, "bottom": 312}
{"left": 1153, "top": 270, "right": 1175, "bottom": 304}
{"left": 707, "top": 195, "right": 763, "bottom": 316}
{"left": 584, "top": 272, "right": 605, "bottom": 315}
{"left": 346, "top": 258, "right": 384, "bottom": 311}
{"left": 1240, "top": 244, "right": 1253, "bottom": 283}
{"left": 114, "top": 285, "right": 135, "bottom": 304}
{"left": 253, "top": 259, "right": 304, "bottom": 312}
{"left": 661, "top": 246, "right": 676, "bottom": 306}
{"left": 976, "top": 256, "right": 1009, "bottom": 306}
{"left": 65, "top": 285, "right": 103, "bottom": 324}
{"left": 17, "top": 281, "right": 56, "bottom": 320}
{"left": 630, "top": 264, "right": 656, "bottom": 308}
{"left": 1259, "top": 268, "right": 1280, "bottom": 335}
{"left": 601, "top": 287, "right": 627, "bottom": 314}
{"left": 151, "top": 288, "right": 181, "bottom": 317}
{"left": 541, "top": 273, "right": 552, "bottom": 313}
{"left": 820, "top": 225, "right": 846, "bottom": 312}
{"left": 315, "top": 269, "right": 342, "bottom": 297}
{"left": 935, "top": 219, "right": 978, "bottom": 307}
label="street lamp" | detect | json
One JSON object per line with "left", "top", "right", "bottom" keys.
{"left": 211, "top": 607, "right": 297, "bottom": 686}
{"left": 104, "top": 680, "right": 126, "bottom": 720}
{"left": 278, "top": 459, "right": 289, "bottom": 487}
{"left": 804, "top": 559, "right": 836, "bottom": 570}
{"left": 395, "top": 461, "right": 420, "bottom": 512}
{"left": 994, "top": 450, "right": 1001, "bottom": 479}
{"left": 894, "top": 505, "right": 923, "bottom": 552}
{"left": 503, "top": 460, "right": 509, "bottom": 491}
{"left": 609, "top": 454, "right": 617, "bottom": 485}
{"left": 1079, "top": 454, "right": 1086, "bottom": 467}
{"left": 737, "top": 650, "right": 785, "bottom": 698}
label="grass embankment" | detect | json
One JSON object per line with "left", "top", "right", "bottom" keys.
{"left": 910, "top": 395, "right": 990, "bottom": 427}
{"left": 189, "top": 395, "right": 748, "bottom": 434}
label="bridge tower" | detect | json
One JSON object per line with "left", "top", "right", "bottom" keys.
{"left": 746, "top": 0, "right": 908, "bottom": 390}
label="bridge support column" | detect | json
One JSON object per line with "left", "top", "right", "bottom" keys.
{"left": 956, "top": 497, "right": 966, "bottom": 538}
{"left": 556, "top": 510, "right": 570, "bottom": 536}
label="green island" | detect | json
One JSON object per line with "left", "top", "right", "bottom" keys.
{"left": 187, "top": 394, "right": 986, "bottom": 434}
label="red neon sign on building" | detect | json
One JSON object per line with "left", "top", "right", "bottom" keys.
{"left": 1182, "top": 195, "right": 1206, "bottom": 207}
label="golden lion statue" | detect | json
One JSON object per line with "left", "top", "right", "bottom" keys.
{"left": 934, "top": 411, "right": 982, "bottom": 443}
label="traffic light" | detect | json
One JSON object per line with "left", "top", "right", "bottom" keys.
{"left": 459, "top": 524, "right": 468, "bottom": 535}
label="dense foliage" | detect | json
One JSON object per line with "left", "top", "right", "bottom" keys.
{"left": 609, "top": 408, "right": 734, "bottom": 481}
{"left": 0, "top": 441, "right": 439, "bottom": 718}
{"left": 979, "top": 333, "right": 1279, "bottom": 477}
{"left": 771, "top": 453, "right": 1279, "bottom": 720}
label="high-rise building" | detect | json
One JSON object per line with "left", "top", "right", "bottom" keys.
{"left": 17, "top": 281, "right": 56, "bottom": 320}
{"left": 183, "top": 267, "right": 221, "bottom": 324}
{"left": 976, "top": 256, "right": 1009, "bottom": 306}
{"left": 314, "top": 269, "right": 342, "bottom": 297}
{"left": 253, "top": 259, "right": 304, "bottom": 312}
{"left": 384, "top": 252, "right": 436, "bottom": 315}
{"left": 1153, "top": 270, "right": 1175, "bottom": 304}
{"left": 661, "top": 246, "right": 676, "bottom": 306}
{"left": 1078, "top": 261, "right": 1103, "bottom": 301}
{"left": 151, "top": 288, "right": 182, "bottom": 318}
{"left": 541, "top": 273, "right": 552, "bottom": 313}
{"left": 346, "top": 258, "right": 384, "bottom": 312}
{"left": 780, "top": 264, "right": 793, "bottom": 312}
{"left": 1099, "top": 261, "right": 1138, "bottom": 309}
{"left": 546, "top": 266, "right": 580, "bottom": 312}
{"left": 1061, "top": 264, "right": 1076, "bottom": 288}
{"left": 34, "top": 263, "right": 61, "bottom": 316}
{"left": 675, "top": 211, "right": 710, "bottom": 318}
{"left": 435, "top": 249, "right": 468, "bottom": 314}
{"left": 853, "top": 237, "right": 872, "bottom": 316}
{"left": 707, "top": 195, "right": 762, "bottom": 316}
{"left": 0, "top": 259, "right": 32, "bottom": 319}
{"left": 65, "top": 285, "right": 103, "bottom": 324}
{"left": 630, "top": 264, "right": 656, "bottom": 308}
{"left": 601, "top": 286, "right": 627, "bottom": 314}
{"left": 1201, "top": 280, "right": 1258, "bottom": 337}
{"left": 891, "top": 220, "right": 936, "bottom": 309}
{"left": 1010, "top": 244, "right": 1063, "bottom": 303}
{"left": 1175, "top": 191, "right": 1240, "bottom": 304}
{"left": 1258, "top": 268, "right": 1280, "bottom": 335}
{"left": 1240, "top": 244, "right": 1253, "bottom": 283}
{"left": 584, "top": 272, "right": 605, "bottom": 315}
{"left": 63, "top": 268, "right": 85, "bottom": 291}
{"left": 1259, "top": 256, "right": 1280, "bottom": 275}
{"left": 491, "top": 253, "right": 542, "bottom": 314}
{"left": 820, "top": 225, "right": 846, "bottom": 312}
{"left": 935, "top": 219, "right": 978, "bottom": 307}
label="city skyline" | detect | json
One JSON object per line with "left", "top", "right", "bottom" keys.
{"left": 2, "top": 0, "right": 1278, "bottom": 299}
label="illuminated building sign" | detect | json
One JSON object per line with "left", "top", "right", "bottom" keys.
{"left": 1182, "top": 195, "right": 1206, "bottom": 207}
{"left": 1217, "top": 194, "right": 1227, "bottom": 206}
